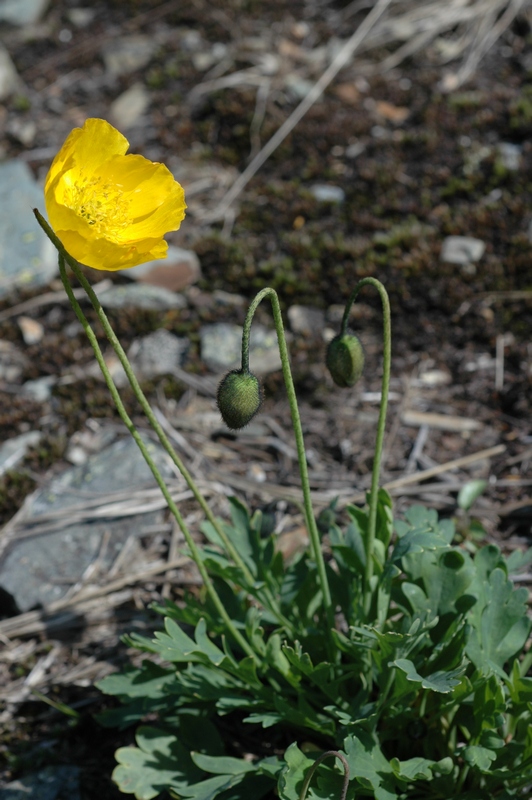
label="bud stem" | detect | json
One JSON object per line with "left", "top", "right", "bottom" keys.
{"left": 242, "top": 289, "right": 335, "bottom": 652}
{"left": 298, "top": 750, "right": 350, "bottom": 800}
{"left": 341, "top": 278, "right": 391, "bottom": 614}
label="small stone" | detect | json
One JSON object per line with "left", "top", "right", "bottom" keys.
{"left": 22, "top": 375, "right": 55, "bottom": 402}
{"left": 497, "top": 142, "right": 521, "bottom": 171}
{"left": 101, "top": 35, "right": 158, "bottom": 76}
{"left": 121, "top": 245, "right": 201, "bottom": 291}
{"left": 0, "top": 44, "right": 25, "bottom": 100}
{"left": 0, "top": 160, "right": 58, "bottom": 298}
{"left": 67, "top": 7, "right": 96, "bottom": 27}
{"left": 345, "top": 141, "right": 365, "bottom": 159}
{"left": 109, "top": 82, "right": 150, "bottom": 129}
{"left": 284, "top": 74, "right": 314, "bottom": 99}
{"left": 310, "top": 184, "right": 345, "bottom": 204}
{"left": 128, "top": 329, "right": 188, "bottom": 380}
{"left": 0, "top": 340, "right": 29, "bottom": 383}
{"left": 98, "top": 283, "right": 186, "bottom": 310}
{"left": 287, "top": 305, "right": 325, "bottom": 336}
{"left": 17, "top": 315, "right": 44, "bottom": 344}
{"left": 0, "top": 431, "right": 41, "bottom": 477}
{"left": 440, "top": 236, "right": 485, "bottom": 265}
{"left": 6, "top": 117, "right": 36, "bottom": 146}
{"left": 0, "top": 0, "right": 49, "bottom": 25}
{"left": 201, "top": 323, "right": 281, "bottom": 375}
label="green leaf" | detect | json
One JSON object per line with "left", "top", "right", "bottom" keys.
{"left": 458, "top": 480, "right": 487, "bottom": 511}
{"left": 393, "top": 658, "right": 465, "bottom": 693}
{"left": 278, "top": 743, "right": 315, "bottom": 800}
{"left": 462, "top": 745, "right": 497, "bottom": 771}
{"left": 113, "top": 726, "right": 202, "bottom": 800}
{"left": 389, "top": 756, "right": 434, "bottom": 781}
{"left": 467, "top": 568, "right": 532, "bottom": 672}
{"left": 191, "top": 753, "right": 256, "bottom": 775}
{"left": 343, "top": 732, "right": 397, "bottom": 799}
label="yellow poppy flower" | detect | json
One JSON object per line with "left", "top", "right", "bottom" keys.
{"left": 44, "top": 118, "right": 186, "bottom": 271}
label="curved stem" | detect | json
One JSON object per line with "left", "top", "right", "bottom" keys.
{"left": 299, "top": 751, "right": 350, "bottom": 800}
{"left": 242, "top": 289, "right": 335, "bottom": 646}
{"left": 340, "top": 278, "right": 391, "bottom": 612}
{"left": 55, "top": 253, "right": 255, "bottom": 661}
{"left": 33, "top": 210, "right": 291, "bottom": 629}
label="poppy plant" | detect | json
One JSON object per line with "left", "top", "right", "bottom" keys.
{"left": 44, "top": 118, "right": 186, "bottom": 270}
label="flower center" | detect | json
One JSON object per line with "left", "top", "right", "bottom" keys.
{"left": 64, "top": 174, "right": 131, "bottom": 237}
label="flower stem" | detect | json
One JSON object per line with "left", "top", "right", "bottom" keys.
{"left": 340, "top": 278, "right": 391, "bottom": 612}
{"left": 33, "top": 210, "right": 292, "bottom": 627}
{"left": 298, "top": 751, "right": 350, "bottom": 800}
{"left": 242, "top": 289, "right": 335, "bottom": 646}
{"left": 54, "top": 251, "right": 255, "bottom": 661}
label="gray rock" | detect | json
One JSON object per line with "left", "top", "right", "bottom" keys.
{"left": 310, "top": 184, "right": 345, "bottom": 204}
{"left": 0, "top": 0, "right": 49, "bottom": 26}
{"left": 0, "top": 765, "right": 80, "bottom": 800}
{"left": 0, "top": 160, "right": 58, "bottom": 298}
{"left": 440, "top": 236, "right": 485, "bottom": 265}
{"left": 497, "top": 142, "right": 521, "bottom": 171}
{"left": 287, "top": 305, "right": 325, "bottom": 336}
{"left": 128, "top": 329, "right": 188, "bottom": 379}
{"left": 201, "top": 323, "right": 281, "bottom": 375}
{"left": 101, "top": 35, "right": 158, "bottom": 76}
{"left": 121, "top": 245, "right": 201, "bottom": 292}
{"left": 110, "top": 82, "right": 150, "bottom": 130}
{"left": 0, "top": 431, "right": 41, "bottom": 477}
{"left": 0, "top": 437, "right": 175, "bottom": 612}
{"left": 0, "top": 44, "right": 24, "bottom": 100}
{"left": 98, "top": 283, "right": 186, "bottom": 310}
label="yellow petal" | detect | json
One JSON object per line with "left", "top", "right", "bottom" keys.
{"left": 57, "top": 228, "right": 168, "bottom": 270}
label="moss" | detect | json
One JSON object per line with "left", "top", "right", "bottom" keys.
{"left": 0, "top": 471, "right": 36, "bottom": 526}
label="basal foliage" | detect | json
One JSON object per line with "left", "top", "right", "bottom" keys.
{"left": 97, "top": 496, "right": 532, "bottom": 800}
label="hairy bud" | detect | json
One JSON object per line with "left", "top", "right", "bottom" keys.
{"left": 217, "top": 369, "right": 263, "bottom": 430}
{"left": 326, "top": 333, "right": 365, "bottom": 388}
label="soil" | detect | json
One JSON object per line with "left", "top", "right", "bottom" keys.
{"left": 0, "top": 1, "right": 531, "bottom": 798}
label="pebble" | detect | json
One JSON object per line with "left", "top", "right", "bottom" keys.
{"left": 98, "top": 283, "right": 186, "bottom": 311}
{"left": 200, "top": 323, "right": 282, "bottom": 375}
{"left": 6, "top": 117, "right": 37, "bottom": 146}
{"left": 128, "top": 329, "right": 188, "bottom": 380}
{"left": 0, "top": 0, "right": 49, "bottom": 25}
{"left": 440, "top": 236, "right": 485, "bottom": 265}
{"left": 497, "top": 142, "right": 521, "bottom": 171}
{"left": 21, "top": 375, "right": 56, "bottom": 402}
{"left": 101, "top": 35, "right": 158, "bottom": 77}
{"left": 121, "top": 245, "right": 201, "bottom": 292}
{"left": 17, "top": 315, "right": 44, "bottom": 344}
{"left": 0, "top": 437, "right": 175, "bottom": 612}
{"left": 0, "top": 340, "right": 29, "bottom": 383}
{"left": 310, "top": 184, "right": 345, "bottom": 204}
{"left": 287, "top": 305, "right": 325, "bottom": 336}
{"left": 0, "top": 44, "right": 24, "bottom": 101}
{"left": 0, "top": 431, "right": 41, "bottom": 477}
{"left": 109, "top": 82, "right": 150, "bottom": 129}
{"left": 0, "top": 160, "right": 58, "bottom": 298}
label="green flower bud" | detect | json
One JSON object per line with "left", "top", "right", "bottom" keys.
{"left": 217, "top": 369, "right": 263, "bottom": 430}
{"left": 326, "top": 332, "right": 365, "bottom": 388}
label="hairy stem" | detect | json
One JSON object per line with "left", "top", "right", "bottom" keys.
{"left": 340, "top": 278, "right": 391, "bottom": 612}
{"left": 242, "top": 288, "right": 335, "bottom": 646}
{"left": 298, "top": 751, "right": 350, "bottom": 800}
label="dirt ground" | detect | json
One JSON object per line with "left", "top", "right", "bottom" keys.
{"left": 0, "top": 1, "right": 531, "bottom": 797}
